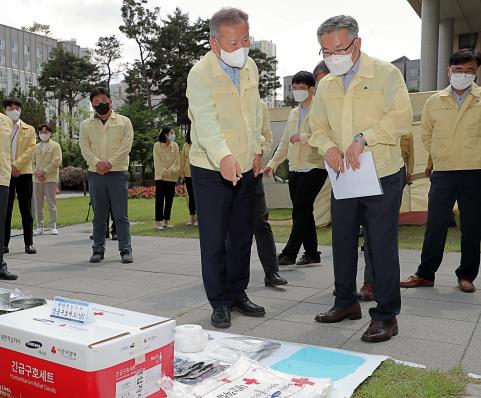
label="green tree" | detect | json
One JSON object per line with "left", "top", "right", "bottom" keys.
{"left": 249, "top": 48, "right": 281, "bottom": 99}
{"left": 119, "top": 0, "right": 160, "bottom": 109}
{"left": 117, "top": 100, "right": 174, "bottom": 184}
{"left": 94, "top": 35, "right": 122, "bottom": 88}
{"left": 38, "top": 48, "right": 99, "bottom": 139}
{"left": 21, "top": 22, "right": 51, "bottom": 36}
{"left": 149, "top": 8, "right": 210, "bottom": 129}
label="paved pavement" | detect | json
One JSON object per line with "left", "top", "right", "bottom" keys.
{"left": 1, "top": 223, "right": 480, "bottom": 375}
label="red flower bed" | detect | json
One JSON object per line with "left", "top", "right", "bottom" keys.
{"left": 128, "top": 184, "right": 186, "bottom": 199}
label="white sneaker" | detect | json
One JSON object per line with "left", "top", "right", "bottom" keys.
{"left": 34, "top": 228, "right": 44, "bottom": 236}
{"left": 155, "top": 224, "right": 164, "bottom": 230}
{"left": 50, "top": 228, "right": 59, "bottom": 235}
{"left": 164, "top": 223, "right": 174, "bottom": 228}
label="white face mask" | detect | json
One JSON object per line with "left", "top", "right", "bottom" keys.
{"left": 324, "top": 54, "right": 354, "bottom": 76}
{"left": 169, "top": 133, "right": 176, "bottom": 142}
{"left": 215, "top": 39, "right": 249, "bottom": 68}
{"left": 6, "top": 109, "right": 21, "bottom": 122}
{"left": 292, "top": 89, "right": 310, "bottom": 103}
{"left": 449, "top": 73, "right": 476, "bottom": 90}
{"left": 39, "top": 133, "right": 50, "bottom": 142}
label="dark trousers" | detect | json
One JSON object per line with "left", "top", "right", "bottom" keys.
{"left": 331, "top": 169, "right": 403, "bottom": 321}
{"left": 155, "top": 180, "right": 176, "bottom": 221}
{"left": 106, "top": 202, "right": 116, "bottom": 234}
{"left": 191, "top": 165, "right": 256, "bottom": 308}
{"left": 4, "top": 174, "right": 33, "bottom": 247}
{"left": 281, "top": 169, "right": 327, "bottom": 258}
{"left": 0, "top": 186, "right": 9, "bottom": 264}
{"left": 417, "top": 170, "right": 481, "bottom": 282}
{"left": 88, "top": 171, "right": 131, "bottom": 254}
{"left": 184, "top": 177, "right": 196, "bottom": 216}
{"left": 254, "top": 174, "right": 278, "bottom": 275}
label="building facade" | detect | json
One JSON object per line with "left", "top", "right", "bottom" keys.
{"left": 250, "top": 38, "right": 277, "bottom": 108}
{"left": 391, "top": 56, "right": 421, "bottom": 91}
{"left": 407, "top": 0, "right": 481, "bottom": 90}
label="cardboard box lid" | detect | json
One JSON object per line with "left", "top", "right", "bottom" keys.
{"left": 0, "top": 302, "right": 172, "bottom": 346}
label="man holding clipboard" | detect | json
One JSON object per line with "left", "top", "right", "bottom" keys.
{"left": 308, "top": 15, "right": 413, "bottom": 343}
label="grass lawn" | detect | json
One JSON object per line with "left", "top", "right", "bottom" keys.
{"left": 11, "top": 196, "right": 477, "bottom": 396}
{"left": 13, "top": 196, "right": 462, "bottom": 252}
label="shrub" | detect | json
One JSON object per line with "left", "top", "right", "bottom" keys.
{"left": 128, "top": 183, "right": 186, "bottom": 199}
{"left": 59, "top": 166, "right": 86, "bottom": 190}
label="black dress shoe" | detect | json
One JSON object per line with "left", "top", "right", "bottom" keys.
{"left": 89, "top": 252, "right": 104, "bottom": 263}
{"left": 3, "top": 247, "right": 9, "bottom": 254}
{"left": 315, "top": 302, "right": 362, "bottom": 323}
{"left": 361, "top": 318, "right": 398, "bottom": 343}
{"left": 265, "top": 272, "right": 288, "bottom": 287}
{"left": 120, "top": 251, "right": 133, "bottom": 264}
{"left": 25, "top": 245, "right": 37, "bottom": 254}
{"left": 211, "top": 306, "right": 231, "bottom": 328}
{"left": 278, "top": 254, "right": 296, "bottom": 266}
{"left": 296, "top": 252, "right": 321, "bottom": 266}
{"left": 0, "top": 262, "right": 17, "bottom": 280}
{"left": 232, "top": 298, "right": 266, "bottom": 317}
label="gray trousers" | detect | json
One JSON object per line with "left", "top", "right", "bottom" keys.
{"left": 88, "top": 171, "right": 131, "bottom": 254}
{"left": 34, "top": 182, "right": 57, "bottom": 228}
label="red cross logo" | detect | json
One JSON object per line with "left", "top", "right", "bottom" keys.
{"left": 243, "top": 378, "right": 259, "bottom": 385}
{"left": 292, "top": 377, "right": 314, "bottom": 387}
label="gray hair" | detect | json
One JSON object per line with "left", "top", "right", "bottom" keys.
{"left": 313, "top": 61, "right": 329, "bottom": 77}
{"left": 209, "top": 8, "right": 249, "bottom": 38}
{"left": 317, "top": 15, "right": 359, "bottom": 40}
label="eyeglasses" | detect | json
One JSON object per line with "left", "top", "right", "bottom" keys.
{"left": 319, "top": 38, "right": 356, "bottom": 57}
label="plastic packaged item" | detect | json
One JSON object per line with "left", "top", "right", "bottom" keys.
{"left": 207, "top": 336, "right": 281, "bottom": 363}
{"left": 160, "top": 356, "right": 332, "bottom": 398}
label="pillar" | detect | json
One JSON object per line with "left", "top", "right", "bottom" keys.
{"left": 437, "top": 19, "right": 454, "bottom": 89}
{"left": 420, "top": 0, "right": 440, "bottom": 91}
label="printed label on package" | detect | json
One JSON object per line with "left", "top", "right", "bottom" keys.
{"left": 50, "top": 297, "right": 91, "bottom": 324}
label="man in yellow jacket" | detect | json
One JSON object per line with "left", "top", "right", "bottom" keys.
{"left": 401, "top": 49, "right": 481, "bottom": 293}
{"left": 0, "top": 112, "right": 17, "bottom": 279}
{"left": 80, "top": 87, "right": 134, "bottom": 264}
{"left": 308, "top": 15, "right": 413, "bottom": 343}
{"left": 186, "top": 7, "right": 265, "bottom": 329}
{"left": 2, "top": 97, "right": 36, "bottom": 255}
{"left": 32, "top": 124, "right": 62, "bottom": 235}
{"left": 265, "top": 71, "right": 327, "bottom": 266}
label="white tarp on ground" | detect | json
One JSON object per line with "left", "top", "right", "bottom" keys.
{"left": 179, "top": 331, "right": 388, "bottom": 398}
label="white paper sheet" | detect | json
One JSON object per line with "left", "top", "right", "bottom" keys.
{"left": 326, "top": 152, "right": 383, "bottom": 200}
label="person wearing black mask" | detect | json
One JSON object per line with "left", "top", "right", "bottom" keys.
{"left": 79, "top": 87, "right": 134, "bottom": 264}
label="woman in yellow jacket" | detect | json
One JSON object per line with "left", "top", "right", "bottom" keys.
{"left": 180, "top": 129, "right": 196, "bottom": 225}
{"left": 153, "top": 127, "right": 180, "bottom": 230}
{"left": 32, "top": 124, "right": 62, "bottom": 235}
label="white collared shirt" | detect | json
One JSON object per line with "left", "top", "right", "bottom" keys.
{"left": 10, "top": 120, "right": 21, "bottom": 160}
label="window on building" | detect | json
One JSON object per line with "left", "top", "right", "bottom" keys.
{"left": 0, "top": 39, "right": 4, "bottom": 50}
{"left": 459, "top": 33, "right": 477, "bottom": 50}
{"left": 26, "top": 75, "right": 32, "bottom": 87}
{"left": 13, "top": 72, "right": 19, "bottom": 85}
{"left": 24, "top": 44, "right": 30, "bottom": 54}
{"left": 0, "top": 69, "right": 6, "bottom": 81}
{"left": 11, "top": 42, "right": 18, "bottom": 52}
{"left": 37, "top": 47, "right": 42, "bottom": 58}
{"left": 0, "top": 55, "right": 5, "bottom": 66}
{"left": 12, "top": 57, "right": 18, "bottom": 68}
{"left": 37, "top": 64, "right": 42, "bottom": 74}
{"left": 26, "top": 59, "right": 31, "bottom": 70}
{"left": 409, "top": 69, "right": 419, "bottom": 77}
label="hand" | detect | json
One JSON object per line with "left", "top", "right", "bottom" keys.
{"left": 38, "top": 175, "right": 46, "bottom": 182}
{"left": 220, "top": 155, "right": 242, "bottom": 186}
{"left": 406, "top": 173, "right": 413, "bottom": 185}
{"left": 11, "top": 164, "right": 20, "bottom": 177}
{"left": 96, "top": 161, "right": 112, "bottom": 175}
{"left": 345, "top": 141, "right": 365, "bottom": 171}
{"left": 424, "top": 166, "right": 433, "bottom": 178}
{"left": 253, "top": 154, "right": 262, "bottom": 177}
{"left": 290, "top": 133, "right": 301, "bottom": 143}
{"left": 325, "top": 147, "right": 344, "bottom": 174}
{"left": 263, "top": 166, "right": 273, "bottom": 177}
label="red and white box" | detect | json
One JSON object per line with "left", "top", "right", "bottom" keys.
{"left": 0, "top": 302, "right": 175, "bottom": 398}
